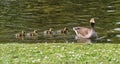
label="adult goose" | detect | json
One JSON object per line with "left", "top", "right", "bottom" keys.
{"left": 73, "top": 18, "right": 97, "bottom": 40}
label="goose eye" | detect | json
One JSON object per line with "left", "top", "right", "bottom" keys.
{"left": 76, "top": 28, "right": 80, "bottom": 30}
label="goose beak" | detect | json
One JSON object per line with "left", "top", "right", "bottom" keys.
{"left": 90, "top": 18, "right": 95, "bottom": 23}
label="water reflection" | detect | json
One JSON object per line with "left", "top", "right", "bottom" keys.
{"left": 107, "top": 10, "right": 115, "bottom": 12}
{"left": 116, "top": 22, "right": 120, "bottom": 24}
{"left": 114, "top": 28, "right": 120, "bottom": 31}
{"left": 116, "top": 35, "right": 120, "bottom": 38}
{"left": 0, "top": 0, "right": 120, "bottom": 43}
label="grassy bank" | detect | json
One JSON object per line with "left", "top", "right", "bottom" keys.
{"left": 0, "top": 43, "right": 120, "bottom": 64}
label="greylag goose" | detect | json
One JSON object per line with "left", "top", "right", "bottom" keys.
{"left": 15, "top": 30, "right": 25, "bottom": 40}
{"left": 73, "top": 18, "right": 97, "bottom": 40}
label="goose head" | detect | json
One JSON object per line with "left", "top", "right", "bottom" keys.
{"left": 90, "top": 18, "right": 95, "bottom": 29}
{"left": 90, "top": 18, "right": 95, "bottom": 23}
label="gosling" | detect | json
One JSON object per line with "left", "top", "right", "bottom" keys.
{"left": 43, "top": 28, "right": 53, "bottom": 35}
{"left": 61, "top": 27, "right": 68, "bottom": 34}
{"left": 26, "top": 30, "right": 38, "bottom": 37}
{"left": 15, "top": 30, "right": 25, "bottom": 40}
{"left": 57, "top": 27, "right": 68, "bottom": 34}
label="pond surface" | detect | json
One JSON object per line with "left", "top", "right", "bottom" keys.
{"left": 0, "top": 0, "right": 119, "bottom": 43}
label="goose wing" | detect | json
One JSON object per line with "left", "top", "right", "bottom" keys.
{"left": 73, "top": 27, "right": 91, "bottom": 38}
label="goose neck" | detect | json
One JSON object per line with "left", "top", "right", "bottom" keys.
{"left": 91, "top": 23, "right": 95, "bottom": 30}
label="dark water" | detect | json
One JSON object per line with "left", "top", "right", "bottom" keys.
{"left": 0, "top": 0, "right": 119, "bottom": 43}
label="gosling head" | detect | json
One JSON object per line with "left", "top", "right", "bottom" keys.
{"left": 21, "top": 30, "right": 25, "bottom": 34}
{"left": 63, "top": 27, "right": 68, "bottom": 31}
{"left": 34, "top": 30, "right": 38, "bottom": 33}
{"left": 49, "top": 28, "right": 53, "bottom": 31}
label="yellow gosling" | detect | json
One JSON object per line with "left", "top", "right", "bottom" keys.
{"left": 15, "top": 30, "right": 25, "bottom": 40}
{"left": 43, "top": 28, "right": 53, "bottom": 35}
{"left": 60, "top": 27, "right": 68, "bottom": 34}
{"left": 26, "top": 30, "right": 38, "bottom": 37}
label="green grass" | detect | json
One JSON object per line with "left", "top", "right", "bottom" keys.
{"left": 0, "top": 43, "right": 120, "bottom": 64}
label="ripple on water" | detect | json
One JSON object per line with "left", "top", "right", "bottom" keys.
{"left": 107, "top": 10, "right": 115, "bottom": 12}
{"left": 116, "top": 35, "right": 120, "bottom": 38}
{"left": 116, "top": 22, "right": 120, "bottom": 24}
{"left": 114, "top": 28, "right": 120, "bottom": 31}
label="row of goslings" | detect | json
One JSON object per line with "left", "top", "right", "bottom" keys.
{"left": 43, "top": 27, "right": 68, "bottom": 35}
{"left": 15, "top": 30, "right": 38, "bottom": 40}
{"left": 15, "top": 27, "right": 68, "bottom": 39}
